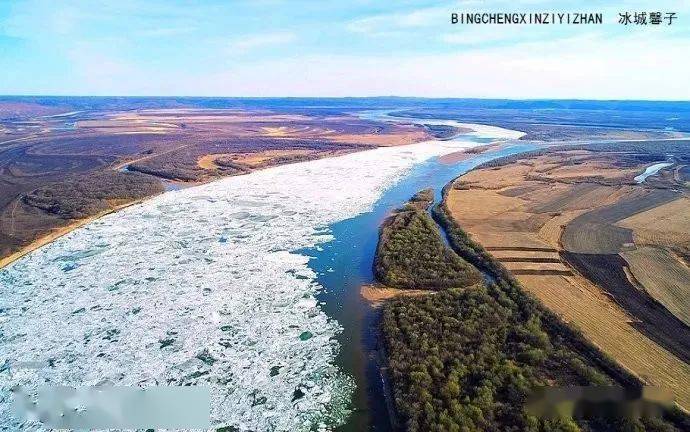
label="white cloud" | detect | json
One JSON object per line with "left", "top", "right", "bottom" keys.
{"left": 227, "top": 32, "right": 297, "bottom": 54}
{"left": 346, "top": 6, "right": 449, "bottom": 35}
{"left": 186, "top": 33, "right": 690, "bottom": 100}
{"left": 13, "top": 29, "right": 688, "bottom": 100}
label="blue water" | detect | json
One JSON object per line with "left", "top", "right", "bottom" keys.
{"left": 303, "top": 139, "right": 538, "bottom": 431}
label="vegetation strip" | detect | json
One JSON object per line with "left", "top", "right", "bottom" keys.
{"left": 373, "top": 189, "right": 481, "bottom": 291}
{"left": 374, "top": 189, "right": 689, "bottom": 431}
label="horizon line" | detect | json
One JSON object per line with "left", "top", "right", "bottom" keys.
{"left": 2, "top": 95, "right": 690, "bottom": 103}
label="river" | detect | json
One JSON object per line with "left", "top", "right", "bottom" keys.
{"left": 0, "top": 111, "right": 535, "bottom": 431}
{"left": 311, "top": 110, "right": 537, "bottom": 431}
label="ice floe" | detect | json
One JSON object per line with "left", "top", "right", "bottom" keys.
{"left": 0, "top": 135, "right": 511, "bottom": 431}
{"left": 358, "top": 109, "right": 526, "bottom": 140}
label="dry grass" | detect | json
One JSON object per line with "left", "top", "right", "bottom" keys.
{"left": 622, "top": 247, "right": 690, "bottom": 327}
{"left": 536, "top": 210, "right": 588, "bottom": 247}
{"left": 197, "top": 149, "right": 319, "bottom": 170}
{"left": 618, "top": 197, "right": 690, "bottom": 248}
{"left": 446, "top": 189, "right": 522, "bottom": 220}
{"left": 196, "top": 154, "right": 226, "bottom": 170}
{"left": 72, "top": 110, "right": 434, "bottom": 148}
{"left": 217, "top": 149, "right": 319, "bottom": 168}
{"left": 104, "top": 110, "right": 432, "bottom": 146}
{"left": 326, "top": 128, "right": 429, "bottom": 146}
{"left": 438, "top": 146, "right": 501, "bottom": 164}
{"left": 446, "top": 149, "right": 690, "bottom": 409}
{"left": 490, "top": 249, "right": 561, "bottom": 259}
{"left": 2, "top": 108, "right": 433, "bottom": 264}
{"left": 501, "top": 261, "right": 571, "bottom": 272}
{"left": 518, "top": 273, "right": 690, "bottom": 409}
{"left": 360, "top": 284, "right": 433, "bottom": 307}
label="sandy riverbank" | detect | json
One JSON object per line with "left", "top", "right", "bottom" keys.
{"left": 1, "top": 112, "right": 525, "bottom": 272}
{"left": 360, "top": 284, "right": 432, "bottom": 307}
{"left": 0, "top": 127, "right": 512, "bottom": 430}
{"left": 0, "top": 198, "right": 154, "bottom": 269}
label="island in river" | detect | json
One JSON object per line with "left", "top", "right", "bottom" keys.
{"left": 0, "top": 99, "right": 530, "bottom": 430}
{"left": 374, "top": 189, "right": 690, "bottom": 431}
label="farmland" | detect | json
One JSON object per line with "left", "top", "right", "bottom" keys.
{"left": 376, "top": 191, "right": 690, "bottom": 431}
{"left": 444, "top": 142, "right": 690, "bottom": 409}
{"left": 621, "top": 247, "right": 690, "bottom": 327}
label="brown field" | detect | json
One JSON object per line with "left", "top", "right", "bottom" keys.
{"left": 438, "top": 151, "right": 475, "bottom": 164}
{"left": 0, "top": 107, "right": 437, "bottom": 266}
{"left": 326, "top": 129, "right": 428, "bottom": 146}
{"left": 561, "top": 190, "right": 677, "bottom": 254}
{"left": 446, "top": 147, "right": 690, "bottom": 409}
{"left": 0, "top": 196, "right": 152, "bottom": 269}
{"left": 618, "top": 197, "right": 690, "bottom": 252}
{"left": 360, "top": 284, "right": 433, "bottom": 307}
{"left": 622, "top": 247, "right": 690, "bottom": 327}
{"left": 0, "top": 101, "right": 70, "bottom": 118}
{"left": 517, "top": 273, "right": 690, "bottom": 408}
{"left": 75, "top": 110, "right": 430, "bottom": 147}
{"left": 564, "top": 251, "right": 690, "bottom": 364}
{"left": 197, "top": 149, "right": 320, "bottom": 170}
{"left": 501, "top": 261, "right": 571, "bottom": 272}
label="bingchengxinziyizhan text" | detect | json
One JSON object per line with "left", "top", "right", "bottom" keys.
{"left": 451, "top": 12, "right": 678, "bottom": 25}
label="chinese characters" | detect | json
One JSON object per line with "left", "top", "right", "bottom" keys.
{"left": 618, "top": 11, "right": 677, "bottom": 25}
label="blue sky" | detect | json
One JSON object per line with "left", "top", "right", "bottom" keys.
{"left": 1, "top": 0, "right": 689, "bottom": 99}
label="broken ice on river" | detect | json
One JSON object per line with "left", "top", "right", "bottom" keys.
{"left": 0, "top": 133, "right": 495, "bottom": 431}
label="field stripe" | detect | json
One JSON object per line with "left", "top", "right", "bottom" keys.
{"left": 498, "top": 257, "right": 562, "bottom": 263}
{"left": 486, "top": 246, "right": 558, "bottom": 252}
{"left": 511, "top": 269, "right": 573, "bottom": 276}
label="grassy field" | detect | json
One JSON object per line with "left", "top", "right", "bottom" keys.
{"left": 618, "top": 197, "right": 690, "bottom": 260}
{"left": 621, "top": 247, "right": 690, "bottom": 327}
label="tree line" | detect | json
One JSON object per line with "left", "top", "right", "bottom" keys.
{"left": 376, "top": 190, "right": 690, "bottom": 431}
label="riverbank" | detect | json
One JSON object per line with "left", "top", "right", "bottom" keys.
{"left": 1, "top": 109, "right": 538, "bottom": 431}
{"left": 359, "top": 285, "right": 432, "bottom": 307}
{"left": 0, "top": 197, "right": 156, "bottom": 269}
{"left": 0, "top": 112, "right": 526, "bottom": 272}
{"left": 0, "top": 137, "right": 413, "bottom": 270}
{"left": 372, "top": 176, "right": 690, "bottom": 429}
{"left": 0, "top": 107, "right": 443, "bottom": 268}
{"left": 305, "top": 141, "right": 540, "bottom": 430}
{"left": 443, "top": 144, "right": 690, "bottom": 410}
